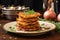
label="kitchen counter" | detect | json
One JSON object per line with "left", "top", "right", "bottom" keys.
{"left": 0, "top": 19, "right": 60, "bottom": 40}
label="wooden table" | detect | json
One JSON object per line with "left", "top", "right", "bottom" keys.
{"left": 0, "top": 19, "right": 60, "bottom": 40}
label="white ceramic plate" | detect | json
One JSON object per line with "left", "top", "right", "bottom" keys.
{"left": 3, "top": 21, "right": 56, "bottom": 36}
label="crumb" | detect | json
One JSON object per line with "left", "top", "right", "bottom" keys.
{"left": 9, "top": 37, "right": 12, "bottom": 39}
{"left": 14, "top": 37, "right": 17, "bottom": 39}
{"left": 3, "top": 37, "right": 6, "bottom": 39}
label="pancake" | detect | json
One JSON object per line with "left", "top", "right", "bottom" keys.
{"left": 18, "top": 12, "right": 40, "bottom": 18}
{"left": 16, "top": 10, "right": 41, "bottom": 31}
{"left": 18, "top": 17, "right": 38, "bottom": 22}
{"left": 17, "top": 22, "right": 40, "bottom": 27}
{"left": 17, "top": 20, "right": 38, "bottom": 26}
{"left": 16, "top": 18, "right": 38, "bottom": 23}
{"left": 17, "top": 25, "right": 40, "bottom": 31}
{"left": 17, "top": 22, "right": 40, "bottom": 31}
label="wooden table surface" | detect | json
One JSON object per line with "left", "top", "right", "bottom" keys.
{"left": 0, "top": 19, "right": 60, "bottom": 40}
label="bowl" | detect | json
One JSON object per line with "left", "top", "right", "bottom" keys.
{"left": 2, "top": 10, "right": 20, "bottom": 20}
{"left": 2, "top": 6, "right": 29, "bottom": 20}
{"left": 2, "top": 6, "right": 21, "bottom": 20}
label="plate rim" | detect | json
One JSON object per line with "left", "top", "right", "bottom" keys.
{"left": 3, "top": 21, "right": 56, "bottom": 34}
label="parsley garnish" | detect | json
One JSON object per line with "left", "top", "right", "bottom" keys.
{"left": 24, "top": 9, "right": 35, "bottom": 14}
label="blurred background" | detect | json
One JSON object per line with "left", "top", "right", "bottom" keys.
{"left": 0, "top": 0, "right": 43, "bottom": 13}
{"left": 0, "top": 0, "right": 59, "bottom": 20}
{"left": 0, "top": 0, "right": 59, "bottom": 13}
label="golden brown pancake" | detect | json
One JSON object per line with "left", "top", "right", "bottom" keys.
{"left": 16, "top": 11, "right": 40, "bottom": 31}
{"left": 17, "top": 25, "right": 40, "bottom": 31}
{"left": 17, "top": 17, "right": 38, "bottom": 23}
{"left": 17, "top": 20, "right": 38, "bottom": 26}
{"left": 18, "top": 12, "right": 40, "bottom": 18}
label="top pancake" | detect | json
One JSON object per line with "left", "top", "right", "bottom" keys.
{"left": 18, "top": 12, "right": 40, "bottom": 19}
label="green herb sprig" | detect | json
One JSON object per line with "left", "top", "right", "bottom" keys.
{"left": 24, "top": 9, "right": 35, "bottom": 14}
{"left": 39, "top": 18, "right": 60, "bottom": 33}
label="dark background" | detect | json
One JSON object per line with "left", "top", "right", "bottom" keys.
{"left": 58, "top": 0, "right": 60, "bottom": 13}
{"left": 0, "top": 0, "right": 43, "bottom": 13}
{"left": 0, "top": 0, "right": 59, "bottom": 13}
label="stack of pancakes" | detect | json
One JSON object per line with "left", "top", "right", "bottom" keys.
{"left": 17, "top": 12, "right": 40, "bottom": 31}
